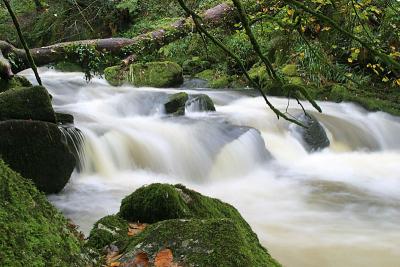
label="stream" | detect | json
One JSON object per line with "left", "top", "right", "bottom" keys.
{"left": 22, "top": 68, "right": 400, "bottom": 267}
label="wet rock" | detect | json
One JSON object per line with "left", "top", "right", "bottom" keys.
{"left": 182, "top": 57, "right": 210, "bottom": 75}
{"left": 186, "top": 94, "right": 216, "bottom": 112}
{"left": 296, "top": 114, "right": 330, "bottom": 152}
{"left": 0, "top": 160, "right": 88, "bottom": 266}
{"left": 180, "top": 78, "right": 209, "bottom": 89}
{"left": 0, "top": 86, "right": 56, "bottom": 123}
{"left": 0, "top": 120, "right": 76, "bottom": 193}
{"left": 164, "top": 92, "right": 188, "bottom": 116}
{"left": 56, "top": 112, "right": 74, "bottom": 124}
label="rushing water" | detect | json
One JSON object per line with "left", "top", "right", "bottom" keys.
{"left": 22, "top": 68, "right": 400, "bottom": 267}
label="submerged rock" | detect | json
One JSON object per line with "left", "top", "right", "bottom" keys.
{"left": 104, "top": 61, "right": 184, "bottom": 88}
{"left": 0, "top": 160, "right": 88, "bottom": 266}
{"left": 0, "top": 120, "right": 75, "bottom": 193}
{"left": 0, "top": 86, "right": 56, "bottom": 123}
{"left": 296, "top": 114, "right": 330, "bottom": 152}
{"left": 89, "top": 183, "right": 281, "bottom": 266}
{"left": 164, "top": 92, "right": 188, "bottom": 116}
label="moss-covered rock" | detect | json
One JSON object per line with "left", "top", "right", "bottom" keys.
{"left": 196, "top": 69, "right": 231, "bottom": 88}
{"left": 0, "top": 120, "right": 75, "bottom": 193}
{"left": 295, "top": 114, "right": 330, "bottom": 152}
{"left": 128, "top": 61, "right": 183, "bottom": 87}
{"left": 186, "top": 94, "right": 216, "bottom": 112}
{"left": 0, "top": 75, "right": 32, "bottom": 93}
{"left": 118, "top": 218, "right": 281, "bottom": 267}
{"left": 87, "top": 215, "right": 129, "bottom": 250}
{"left": 95, "top": 183, "right": 282, "bottom": 266}
{"left": 0, "top": 86, "right": 56, "bottom": 123}
{"left": 164, "top": 92, "right": 189, "bottom": 116}
{"left": 104, "top": 65, "right": 125, "bottom": 86}
{"left": 182, "top": 57, "right": 211, "bottom": 75}
{"left": 105, "top": 62, "right": 184, "bottom": 87}
{"left": 0, "top": 160, "right": 88, "bottom": 266}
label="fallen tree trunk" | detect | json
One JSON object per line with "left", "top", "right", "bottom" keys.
{"left": 0, "top": 3, "right": 235, "bottom": 74}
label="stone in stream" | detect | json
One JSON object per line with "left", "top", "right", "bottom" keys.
{"left": 0, "top": 120, "right": 76, "bottom": 193}
{"left": 186, "top": 94, "right": 216, "bottom": 112}
{"left": 0, "top": 85, "right": 56, "bottom": 123}
{"left": 87, "top": 183, "right": 281, "bottom": 266}
{"left": 104, "top": 61, "right": 184, "bottom": 88}
{"left": 295, "top": 113, "right": 330, "bottom": 152}
{"left": 164, "top": 92, "right": 189, "bottom": 116}
{"left": 56, "top": 112, "right": 74, "bottom": 124}
{"left": 0, "top": 159, "right": 88, "bottom": 266}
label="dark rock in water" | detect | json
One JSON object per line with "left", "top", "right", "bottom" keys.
{"left": 88, "top": 183, "right": 281, "bottom": 266}
{"left": 296, "top": 114, "right": 330, "bottom": 152}
{"left": 0, "top": 160, "right": 88, "bottom": 266}
{"left": 0, "top": 86, "right": 56, "bottom": 123}
{"left": 56, "top": 112, "right": 74, "bottom": 124}
{"left": 0, "top": 75, "right": 32, "bottom": 93}
{"left": 164, "top": 92, "right": 188, "bottom": 116}
{"left": 180, "top": 78, "right": 209, "bottom": 89}
{"left": 0, "top": 120, "right": 75, "bottom": 193}
{"left": 186, "top": 94, "right": 216, "bottom": 112}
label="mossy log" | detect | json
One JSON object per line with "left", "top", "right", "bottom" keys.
{"left": 0, "top": 3, "right": 235, "bottom": 73}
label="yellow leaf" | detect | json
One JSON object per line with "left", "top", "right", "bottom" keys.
{"left": 382, "top": 77, "right": 389, "bottom": 82}
{"left": 347, "top": 58, "right": 353, "bottom": 63}
{"left": 287, "top": 8, "right": 295, "bottom": 16}
{"left": 110, "top": 262, "right": 121, "bottom": 267}
{"left": 396, "top": 79, "right": 400, "bottom": 86}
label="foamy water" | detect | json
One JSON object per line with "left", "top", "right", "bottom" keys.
{"left": 22, "top": 68, "right": 400, "bottom": 267}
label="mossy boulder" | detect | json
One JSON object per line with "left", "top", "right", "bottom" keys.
{"left": 118, "top": 218, "right": 281, "bottom": 267}
{"left": 90, "top": 183, "right": 281, "bottom": 266}
{"left": 164, "top": 92, "right": 189, "bottom": 116}
{"left": 0, "top": 86, "right": 56, "bottom": 123}
{"left": 182, "top": 57, "right": 211, "bottom": 75}
{"left": 0, "top": 75, "right": 32, "bottom": 93}
{"left": 105, "top": 62, "right": 184, "bottom": 88}
{"left": 196, "top": 69, "right": 230, "bottom": 88}
{"left": 0, "top": 120, "right": 75, "bottom": 193}
{"left": 295, "top": 114, "right": 330, "bottom": 152}
{"left": 329, "top": 84, "right": 349, "bottom": 102}
{"left": 0, "top": 160, "right": 88, "bottom": 266}
{"left": 186, "top": 94, "right": 216, "bottom": 112}
{"left": 104, "top": 65, "right": 125, "bottom": 86}
{"left": 87, "top": 215, "right": 129, "bottom": 250}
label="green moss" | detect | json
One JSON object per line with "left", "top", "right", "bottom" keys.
{"left": 0, "top": 160, "right": 87, "bottom": 266}
{"left": 281, "top": 64, "right": 299, "bottom": 77}
{"left": 0, "top": 120, "right": 75, "bottom": 193}
{"left": 0, "top": 86, "right": 56, "bottom": 123}
{"left": 182, "top": 57, "right": 211, "bottom": 75}
{"left": 0, "top": 75, "right": 32, "bottom": 93}
{"left": 196, "top": 69, "right": 231, "bottom": 88}
{"left": 87, "top": 215, "right": 129, "bottom": 250}
{"left": 120, "top": 218, "right": 281, "bottom": 267}
{"left": 104, "top": 65, "right": 126, "bottom": 86}
{"left": 128, "top": 61, "right": 183, "bottom": 87}
{"left": 288, "top": 76, "right": 305, "bottom": 86}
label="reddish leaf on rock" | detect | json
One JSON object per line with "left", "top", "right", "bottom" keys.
{"left": 154, "top": 249, "right": 177, "bottom": 267}
{"left": 128, "top": 223, "right": 148, "bottom": 236}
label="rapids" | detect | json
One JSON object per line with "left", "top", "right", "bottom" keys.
{"left": 22, "top": 68, "right": 400, "bottom": 267}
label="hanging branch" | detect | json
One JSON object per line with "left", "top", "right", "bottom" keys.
{"left": 2, "top": 0, "right": 42, "bottom": 85}
{"left": 285, "top": 0, "right": 400, "bottom": 73}
{"left": 231, "top": 0, "right": 279, "bottom": 81}
{"left": 177, "top": 0, "right": 311, "bottom": 127}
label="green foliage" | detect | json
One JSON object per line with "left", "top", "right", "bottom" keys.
{"left": 117, "top": 0, "right": 140, "bottom": 14}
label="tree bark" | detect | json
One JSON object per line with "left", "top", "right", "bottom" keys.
{"left": 0, "top": 3, "right": 235, "bottom": 73}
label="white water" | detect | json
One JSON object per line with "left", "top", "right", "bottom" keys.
{"left": 22, "top": 68, "right": 400, "bottom": 267}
